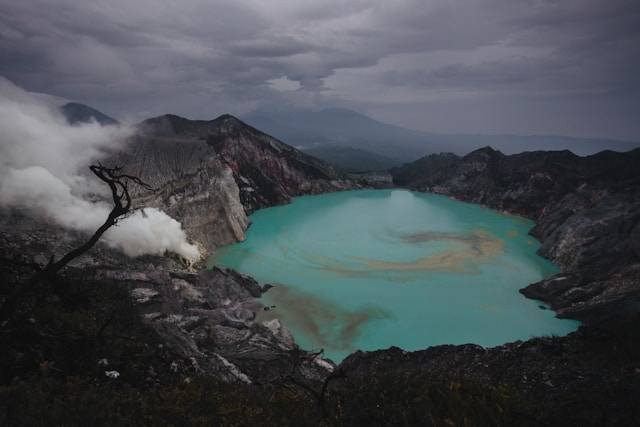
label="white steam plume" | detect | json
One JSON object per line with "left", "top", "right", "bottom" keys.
{"left": 0, "top": 77, "right": 201, "bottom": 262}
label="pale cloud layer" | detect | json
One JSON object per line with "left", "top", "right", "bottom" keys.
{"left": 0, "top": 0, "right": 638, "bottom": 139}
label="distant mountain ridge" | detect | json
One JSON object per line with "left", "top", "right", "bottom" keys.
{"left": 58, "top": 102, "right": 640, "bottom": 166}
{"left": 243, "top": 108, "right": 640, "bottom": 162}
{"left": 243, "top": 108, "right": 435, "bottom": 162}
{"left": 303, "top": 144, "right": 400, "bottom": 172}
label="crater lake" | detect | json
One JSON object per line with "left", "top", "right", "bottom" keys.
{"left": 213, "top": 189, "right": 579, "bottom": 362}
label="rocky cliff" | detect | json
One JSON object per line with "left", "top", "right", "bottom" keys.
{"left": 391, "top": 147, "right": 640, "bottom": 321}
{"left": 110, "top": 114, "right": 357, "bottom": 253}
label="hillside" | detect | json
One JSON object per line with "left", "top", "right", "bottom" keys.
{"left": 60, "top": 102, "right": 119, "bottom": 126}
{"left": 243, "top": 108, "right": 439, "bottom": 162}
{"left": 391, "top": 147, "right": 640, "bottom": 321}
{"left": 109, "top": 113, "right": 358, "bottom": 251}
{"left": 303, "top": 144, "right": 400, "bottom": 172}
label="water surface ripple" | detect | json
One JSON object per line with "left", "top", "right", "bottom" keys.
{"left": 214, "top": 190, "right": 579, "bottom": 362}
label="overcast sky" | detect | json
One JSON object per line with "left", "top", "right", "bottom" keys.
{"left": 1, "top": 0, "right": 638, "bottom": 139}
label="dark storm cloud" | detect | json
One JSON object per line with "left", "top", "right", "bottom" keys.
{"left": 228, "top": 37, "right": 314, "bottom": 58}
{"left": 0, "top": 0, "right": 638, "bottom": 138}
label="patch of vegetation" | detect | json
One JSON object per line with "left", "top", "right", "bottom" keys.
{"left": 326, "top": 369, "right": 532, "bottom": 426}
{"left": 0, "top": 372, "right": 529, "bottom": 426}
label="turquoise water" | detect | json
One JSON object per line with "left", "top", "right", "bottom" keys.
{"left": 214, "top": 189, "right": 579, "bottom": 362}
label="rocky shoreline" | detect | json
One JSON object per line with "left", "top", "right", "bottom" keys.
{"left": 2, "top": 116, "right": 639, "bottom": 424}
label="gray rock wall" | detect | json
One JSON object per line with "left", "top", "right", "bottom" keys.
{"left": 391, "top": 147, "right": 640, "bottom": 321}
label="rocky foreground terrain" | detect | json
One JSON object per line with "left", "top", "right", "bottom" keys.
{"left": 1, "top": 115, "right": 639, "bottom": 425}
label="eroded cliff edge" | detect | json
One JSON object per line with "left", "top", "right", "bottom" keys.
{"left": 391, "top": 146, "right": 640, "bottom": 323}
{"left": 112, "top": 113, "right": 359, "bottom": 252}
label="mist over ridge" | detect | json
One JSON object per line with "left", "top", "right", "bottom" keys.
{"left": 242, "top": 107, "right": 640, "bottom": 163}
{"left": 0, "top": 77, "right": 200, "bottom": 261}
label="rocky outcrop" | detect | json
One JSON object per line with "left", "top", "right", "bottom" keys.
{"left": 0, "top": 213, "right": 332, "bottom": 387}
{"left": 391, "top": 147, "right": 640, "bottom": 322}
{"left": 111, "top": 114, "right": 358, "bottom": 253}
{"left": 93, "top": 265, "right": 331, "bottom": 384}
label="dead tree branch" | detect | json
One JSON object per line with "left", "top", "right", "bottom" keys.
{"left": 42, "top": 163, "right": 153, "bottom": 276}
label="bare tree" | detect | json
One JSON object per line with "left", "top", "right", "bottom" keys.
{"left": 0, "top": 164, "right": 152, "bottom": 326}
{"left": 42, "top": 164, "right": 152, "bottom": 275}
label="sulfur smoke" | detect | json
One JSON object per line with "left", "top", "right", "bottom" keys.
{"left": 0, "top": 77, "right": 201, "bottom": 262}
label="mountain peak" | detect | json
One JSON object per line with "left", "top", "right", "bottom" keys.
{"left": 60, "top": 102, "right": 118, "bottom": 126}
{"left": 138, "top": 113, "right": 260, "bottom": 138}
{"left": 138, "top": 113, "right": 207, "bottom": 136}
{"left": 212, "top": 113, "right": 238, "bottom": 121}
{"left": 210, "top": 113, "right": 245, "bottom": 127}
{"left": 465, "top": 146, "right": 504, "bottom": 158}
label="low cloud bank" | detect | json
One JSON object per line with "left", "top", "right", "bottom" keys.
{"left": 0, "top": 77, "right": 200, "bottom": 262}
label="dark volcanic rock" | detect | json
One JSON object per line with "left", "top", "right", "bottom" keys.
{"left": 391, "top": 147, "right": 640, "bottom": 321}
{"left": 329, "top": 314, "right": 640, "bottom": 426}
{"left": 91, "top": 264, "right": 331, "bottom": 384}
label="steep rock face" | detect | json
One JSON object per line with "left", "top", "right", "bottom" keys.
{"left": 111, "top": 131, "right": 249, "bottom": 252}
{"left": 391, "top": 147, "right": 640, "bottom": 321}
{"left": 94, "top": 265, "right": 331, "bottom": 384}
{"left": 112, "top": 114, "right": 357, "bottom": 252}
{"left": 392, "top": 147, "right": 585, "bottom": 218}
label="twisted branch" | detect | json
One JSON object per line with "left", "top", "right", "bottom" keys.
{"left": 42, "top": 164, "right": 153, "bottom": 275}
